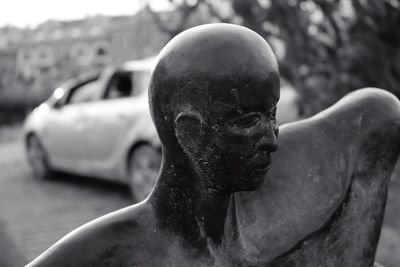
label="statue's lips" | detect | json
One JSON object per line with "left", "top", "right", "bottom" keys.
{"left": 251, "top": 151, "right": 272, "bottom": 173}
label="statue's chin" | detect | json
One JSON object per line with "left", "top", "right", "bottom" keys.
{"left": 234, "top": 170, "right": 268, "bottom": 192}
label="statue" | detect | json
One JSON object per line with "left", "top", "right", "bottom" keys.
{"left": 27, "top": 24, "right": 400, "bottom": 267}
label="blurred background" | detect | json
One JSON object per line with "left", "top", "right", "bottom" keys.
{"left": 0, "top": 0, "right": 399, "bottom": 266}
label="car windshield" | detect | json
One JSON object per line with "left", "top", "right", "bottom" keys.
{"left": 68, "top": 79, "right": 100, "bottom": 104}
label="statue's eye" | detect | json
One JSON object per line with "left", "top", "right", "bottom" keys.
{"left": 269, "top": 106, "right": 277, "bottom": 120}
{"left": 231, "top": 113, "right": 261, "bottom": 128}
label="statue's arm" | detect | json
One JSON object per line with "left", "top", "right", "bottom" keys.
{"left": 271, "top": 88, "right": 400, "bottom": 267}
{"left": 235, "top": 88, "right": 400, "bottom": 265}
{"left": 25, "top": 205, "right": 149, "bottom": 267}
{"left": 26, "top": 229, "right": 95, "bottom": 266}
{"left": 25, "top": 216, "right": 114, "bottom": 267}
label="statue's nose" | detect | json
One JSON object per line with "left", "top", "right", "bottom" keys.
{"left": 258, "top": 137, "right": 278, "bottom": 152}
{"left": 258, "top": 123, "right": 278, "bottom": 152}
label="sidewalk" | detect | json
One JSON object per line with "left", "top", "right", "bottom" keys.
{"left": 0, "top": 130, "right": 130, "bottom": 264}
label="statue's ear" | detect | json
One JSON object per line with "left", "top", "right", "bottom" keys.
{"left": 174, "top": 111, "right": 205, "bottom": 156}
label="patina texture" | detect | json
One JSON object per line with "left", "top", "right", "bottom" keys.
{"left": 27, "top": 24, "right": 400, "bottom": 267}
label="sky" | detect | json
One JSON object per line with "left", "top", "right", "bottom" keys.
{"left": 0, "top": 0, "right": 171, "bottom": 28}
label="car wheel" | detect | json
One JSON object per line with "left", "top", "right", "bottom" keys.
{"left": 128, "top": 144, "right": 161, "bottom": 202}
{"left": 26, "top": 135, "right": 52, "bottom": 179}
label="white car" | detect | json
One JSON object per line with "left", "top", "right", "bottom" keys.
{"left": 24, "top": 57, "right": 299, "bottom": 202}
{"left": 23, "top": 58, "right": 161, "bottom": 202}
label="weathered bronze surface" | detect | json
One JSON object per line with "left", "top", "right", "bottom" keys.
{"left": 27, "top": 24, "right": 400, "bottom": 267}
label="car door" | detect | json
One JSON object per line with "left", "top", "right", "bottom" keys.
{"left": 44, "top": 77, "right": 103, "bottom": 173}
{"left": 68, "top": 70, "right": 142, "bottom": 178}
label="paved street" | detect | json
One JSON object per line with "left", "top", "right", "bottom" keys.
{"left": 0, "top": 126, "right": 131, "bottom": 264}
{"left": 0, "top": 125, "right": 399, "bottom": 266}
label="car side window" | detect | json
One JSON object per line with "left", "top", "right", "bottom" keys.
{"left": 132, "top": 71, "right": 150, "bottom": 97}
{"left": 68, "top": 79, "right": 99, "bottom": 104}
{"left": 104, "top": 72, "right": 133, "bottom": 100}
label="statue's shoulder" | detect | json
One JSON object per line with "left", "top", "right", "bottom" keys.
{"left": 279, "top": 88, "right": 400, "bottom": 149}
{"left": 26, "top": 202, "right": 167, "bottom": 267}
{"left": 312, "top": 88, "right": 400, "bottom": 128}
{"left": 342, "top": 87, "right": 399, "bottom": 114}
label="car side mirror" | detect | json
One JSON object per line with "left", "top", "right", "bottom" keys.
{"left": 52, "top": 87, "right": 66, "bottom": 109}
{"left": 53, "top": 99, "right": 64, "bottom": 109}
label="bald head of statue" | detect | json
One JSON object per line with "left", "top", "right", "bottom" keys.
{"left": 149, "top": 24, "right": 280, "bottom": 194}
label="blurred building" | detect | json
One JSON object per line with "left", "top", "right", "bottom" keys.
{"left": 110, "top": 9, "right": 171, "bottom": 64}
{"left": 10, "top": 7, "right": 205, "bottom": 79}
{"left": 0, "top": 49, "right": 17, "bottom": 90}
{"left": 0, "top": 7, "right": 207, "bottom": 106}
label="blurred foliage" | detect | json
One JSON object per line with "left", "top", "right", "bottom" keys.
{"left": 148, "top": 0, "right": 400, "bottom": 116}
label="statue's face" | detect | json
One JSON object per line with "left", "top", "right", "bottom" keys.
{"left": 198, "top": 79, "right": 280, "bottom": 193}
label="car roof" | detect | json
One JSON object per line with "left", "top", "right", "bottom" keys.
{"left": 58, "top": 57, "right": 157, "bottom": 91}
{"left": 119, "top": 56, "right": 157, "bottom": 72}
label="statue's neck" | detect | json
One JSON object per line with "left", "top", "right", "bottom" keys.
{"left": 149, "top": 154, "right": 233, "bottom": 256}
{"left": 197, "top": 190, "right": 232, "bottom": 245}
